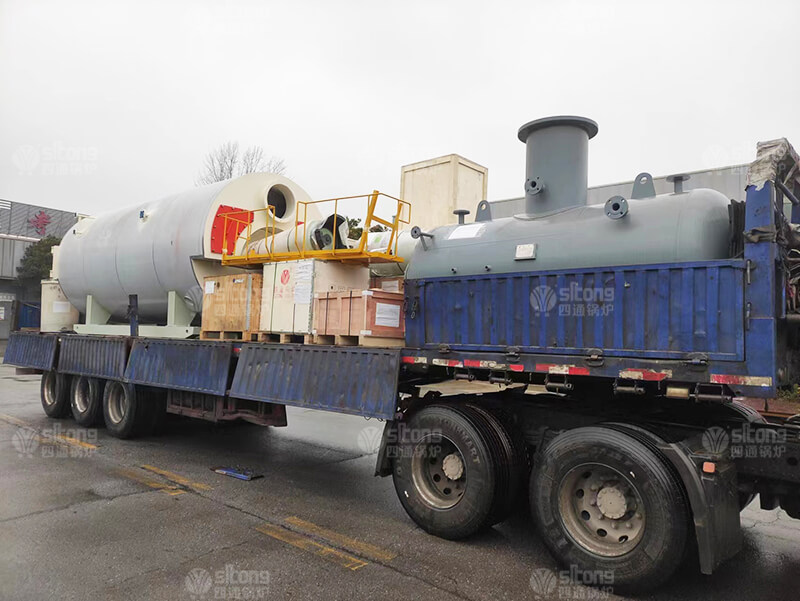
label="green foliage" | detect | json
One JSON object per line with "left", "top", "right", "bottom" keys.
{"left": 777, "top": 384, "right": 800, "bottom": 402}
{"left": 346, "top": 218, "right": 388, "bottom": 241}
{"left": 17, "top": 236, "right": 60, "bottom": 281}
{"left": 347, "top": 217, "right": 363, "bottom": 240}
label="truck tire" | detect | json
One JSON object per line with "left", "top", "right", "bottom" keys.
{"left": 40, "top": 371, "right": 71, "bottom": 418}
{"left": 392, "top": 404, "right": 496, "bottom": 539}
{"left": 464, "top": 403, "right": 526, "bottom": 524}
{"left": 530, "top": 426, "right": 689, "bottom": 593}
{"left": 140, "top": 387, "right": 168, "bottom": 436}
{"left": 70, "top": 376, "right": 104, "bottom": 427}
{"left": 103, "top": 381, "right": 147, "bottom": 439}
{"left": 728, "top": 401, "right": 765, "bottom": 511}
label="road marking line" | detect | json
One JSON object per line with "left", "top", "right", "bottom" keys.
{"left": 255, "top": 523, "right": 368, "bottom": 571}
{"left": 284, "top": 516, "right": 397, "bottom": 562}
{"left": 0, "top": 413, "right": 29, "bottom": 428}
{"left": 0, "top": 414, "right": 98, "bottom": 450}
{"left": 140, "top": 464, "right": 212, "bottom": 491}
{"left": 116, "top": 468, "right": 185, "bottom": 495}
{"left": 52, "top": 434, "right": 98, "bottom": 450}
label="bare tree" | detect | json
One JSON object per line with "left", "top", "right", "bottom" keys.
{"left": 195, "top": 141, "right": 287, "bottom": 185}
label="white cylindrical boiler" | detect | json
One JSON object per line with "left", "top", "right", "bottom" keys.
{"left": 57, "top": 173, "right": 317, "bottom": 322}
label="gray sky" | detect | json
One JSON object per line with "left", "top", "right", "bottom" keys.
{"left": 1, "top": 0, "right": 798, "bottom": 217}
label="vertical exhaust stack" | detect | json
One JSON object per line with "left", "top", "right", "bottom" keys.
{"left": 517, "top": 116, "right": 598, "bottom": 215}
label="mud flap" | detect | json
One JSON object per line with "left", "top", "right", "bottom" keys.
{"left": 659, "top": 440, "right": 742, "bottom": 574}
{"left": 374, "top": 420, "right": 397, "bottom": 477}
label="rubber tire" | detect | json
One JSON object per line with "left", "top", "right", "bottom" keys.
{"left": 140, "top": 387, "right": 168, "bottom": 436}
{"left": 70, "top": 376, "right": 105, "bottom": 427}
{"left": 392, "top": 404, "right": 496, "bottom": 539}
{"left": 40, "top": 371, "right": 71, "bottom": 418}
{"left": 729, "top": 401, "right": 765, "bottom": 511}
{"left": 464, "top": 403, "right": 526, "bottom": 524}
{"left": 103, "top": 381, "right": 148, "bottom": 439}
{"left": 531, "top": 426, "right": 689, "bottom": 594}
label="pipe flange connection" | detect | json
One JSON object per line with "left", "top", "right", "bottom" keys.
{"left": 605, "top": 195, "right": 629, "bottom": 220}
{"left": 666, "top": 173, "right": 690, "bottom": 194}
{"left": 517, "top": 115, "right": 599, "bottom": 142}
{"left": 525, "top": 176, "right": 545, "bottom": 196}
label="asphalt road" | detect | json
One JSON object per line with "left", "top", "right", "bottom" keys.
{"left": 1, "top": 361, "right": 799, "bottom": 601}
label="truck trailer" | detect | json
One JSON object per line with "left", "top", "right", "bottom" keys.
{"left": 6, "top": 116, "right": 800, "bottom": 593}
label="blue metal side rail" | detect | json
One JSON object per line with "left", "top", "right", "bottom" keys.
{"left": 405, "top": 259, "right": 745, "bottom": 361}
{"left": 2, "top": 332, "right": 58, "bottom": 371}
{"left": 230, "top": 343, "right": 401, "bottom": 420}
{"left": 58, "top": 335, "right": 129, "bottom": 380}
{"left": 124, "top": 339, "right": 232, "bottom": 396}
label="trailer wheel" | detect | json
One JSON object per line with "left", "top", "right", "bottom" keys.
{"left": 728, "top": 401, "right": 766, "bottom": 511}
{"left": 70, "top": 376, "right": 104, "bottom": 427}
{"left": 465, "top": 403, "right": 526, "bottom": 524}
{"left": 392, "top": 404, "right": 496, "bottom": 539}
{"left": 531, "top": 426, "right": 688, "bottom": 593}
{"left": 140, "top": 387, "right": 168, "bottom": 436}
{"left": 40, "top": 371, "right": 71, "bottom": 418}
{"left": 103, "top": 381, "right": 146, "bottom": 439}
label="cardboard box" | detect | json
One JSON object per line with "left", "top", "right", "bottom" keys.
{"left": 201, "top": 272, "right": 262, "bottom": 336}
{"left": 313, "top": 289, "right": 405, "bottom": 340}
{"left": 260, "top": 260, "right": 369, "bottom": 334}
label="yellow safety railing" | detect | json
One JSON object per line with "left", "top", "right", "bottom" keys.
{"left": 219, "top": 190, "right": 411, "bottom": 266}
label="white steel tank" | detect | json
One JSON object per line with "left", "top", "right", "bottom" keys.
{"left": 57, "top": 173, "right": 316, "bottom": 322}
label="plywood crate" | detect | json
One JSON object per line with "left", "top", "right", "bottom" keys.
{"left": 260, "top": 259, "right": 370, "bottom": 335}
{"left": 368, "top": 276, "right": 405, "bottom": 293}
{"left": 313, "top": 289, "right": 405, "bottom": 344}
{"left": 201, "top": 272, "right": 262, "bottom": 339}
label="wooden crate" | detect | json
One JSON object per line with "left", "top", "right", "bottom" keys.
{"left": 312, "top": 292, "right": 350, "bottom": 336}
{"left": 313, "top": 289, "right": 404, "bottom": 344}
{"left": 368, "top": 276, "right": 405, "bottom": 293}
{"left": 201, "top": 273, "right": 262, "bottom": 338}
{"left": 261, "top": 260, "right": 370, "bottom": 335}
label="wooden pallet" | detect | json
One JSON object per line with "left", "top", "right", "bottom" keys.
{"left": 253, "top": 332, "right": 310, "bottom": 344}
{"left": 200, "top": 330, "right": 259, "bottom": 341}
{"left": 246, "top": 331, "right": 403, "bottom": 348}
{"left": 306, "top": 333, "right": 404, "bottom": 348}
{"left": 254, "top": 332, "right": 281, "bottom": 343}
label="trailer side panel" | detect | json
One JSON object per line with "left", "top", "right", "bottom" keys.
{"left": 230, "top": 343, "right": 401, "bottom": 419}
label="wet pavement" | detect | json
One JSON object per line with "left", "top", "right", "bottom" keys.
{"left": 1, "top": 361, "right": 798, "bottom": 600}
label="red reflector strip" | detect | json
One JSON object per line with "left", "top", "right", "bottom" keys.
{"left": 710, "top": 374, "right": 772, "bottom": 387}
{"left": 432, "top": 359, "right": 463, "bottom": 368}
{"left": 401, "top": 356, "right": 428, "bottom": 365}
{"left": 535, "top": 364, "right": 590, "bottom": 376}
{"left": 509, "top": 364, "right": 524, "bottom": 372}
{"left": 463, "top": 359, "right": 508, "bottom": 369}
{"left": 619, "top": 369, "right": 672, "bottom": 382}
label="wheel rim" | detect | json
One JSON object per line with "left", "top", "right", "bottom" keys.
{"left": 558, "top": 463, "right": 646, "bottom": 557}
{"left": 410, "top": 434, "right": 466, "bottom": 509}
{"left": 43, "top": 372, "right": 57, "bottom": 406}
{"left": 107, "top": 384, "right": 128, "bottom": 425}
{"left": 74, "top": 378, "right": 90, "bottom": 413}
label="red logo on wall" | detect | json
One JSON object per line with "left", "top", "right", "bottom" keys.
{"left": 29, "top": 210, "right": 51, "bottom": 236}
{"left": 280, "top": 269, "right": 290, "bottom": 285}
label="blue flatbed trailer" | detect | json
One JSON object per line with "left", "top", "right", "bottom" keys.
{"left": 6, "top": 174, "right": 800, "bottom": 592}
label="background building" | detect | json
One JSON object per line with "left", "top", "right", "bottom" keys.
{"left": 0, "top": 199, "right": 77, "bottom": 338}
{"left": 486, "top": 165, "right": 749, "bottom": 218}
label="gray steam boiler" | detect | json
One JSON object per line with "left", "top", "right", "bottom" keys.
{"left": 406, "top": 116, "right": 732, "bottom": 280}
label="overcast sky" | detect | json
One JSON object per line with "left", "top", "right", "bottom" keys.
{"left": 1, "top": 0, "right": 798, "bottom": 217}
